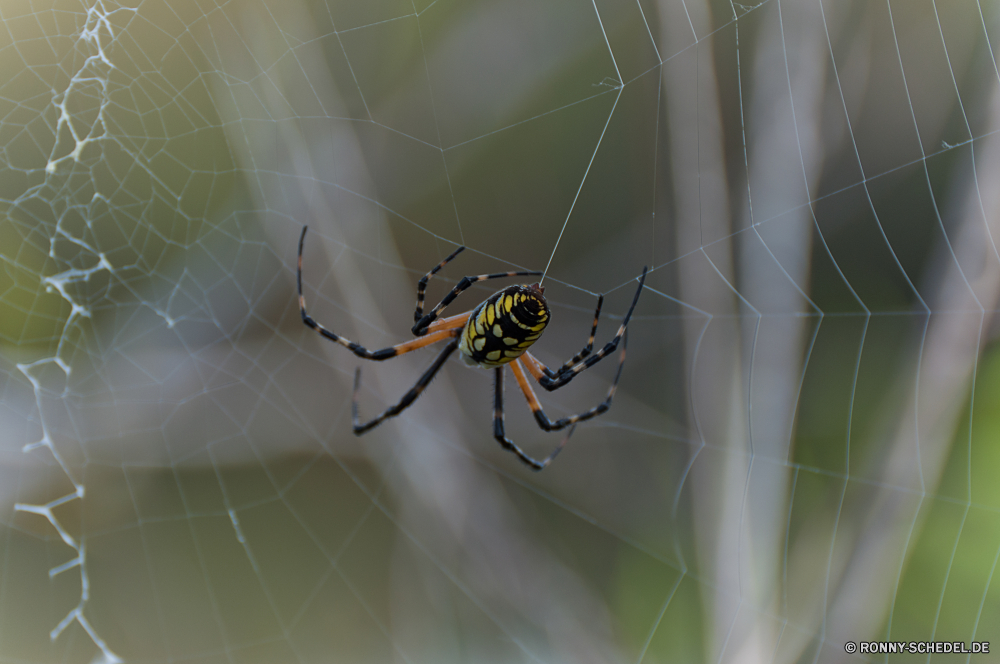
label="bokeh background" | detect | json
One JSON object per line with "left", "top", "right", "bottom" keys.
{"left": 2, "top": 0, "right": 1000, "bottom": 662}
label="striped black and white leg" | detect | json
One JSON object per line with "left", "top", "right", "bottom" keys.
{"left": 411, "top": 267, "right": 543, "bottom": 336}
{"left": 353, "top": 339, "right": 460, "bottom": 434}
{"left": 413, "top": 246, "right": 466, "bottom": 323}
{"left": 511, "top": 332, "right": 629, "bottom": 433}
{"left": 492, "top": 367, "right": 575, "bottom": 471}
{"left": 541, "top": 294, "right": 604, "bottom": 379}
{"left": 536, "top": 267, "right": 646, "bottom": 391}
{"left": 298, "top": 225, "right": 458, "bottom": 360}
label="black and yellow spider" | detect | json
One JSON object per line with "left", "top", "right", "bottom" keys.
{"left": 297, "top": 226, "right": 647, "bottom": 470}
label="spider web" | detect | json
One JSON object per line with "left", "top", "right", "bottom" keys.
{"left": 2, "top": 0, "right": 999, "bottom": 662}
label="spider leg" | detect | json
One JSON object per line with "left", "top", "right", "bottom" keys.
{"left": 532, "top": 266, "right": 646, "bottom": 391}
{"left": 299, "top": 226, "right": 462, "bottom": 360}
{"left": 353, "top": 338, "right": 460, "bottom": 434}
{"left": 492, "top": 367, "right": 576, "bottom": 470}
{"left": 425, "top": 312, "right": 471, "bottom": 333}
{"left": 520, "top": 352, "right": 552, "bottom": 382}
{"left": 414, "top": 246, "right": 465, "bottom": 323}
{"left": 510, "top": 337, "right": 628, "bottom": 432}
{"left": 412, "top": 268, "right": 542, "bottom": 335}
{"left": 543, "top": 294, "right": 603, "bottom": 378}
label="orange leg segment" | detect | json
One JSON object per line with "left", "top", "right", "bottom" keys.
{"left": 426, "top": 312, "right": 471, "bottom": 333}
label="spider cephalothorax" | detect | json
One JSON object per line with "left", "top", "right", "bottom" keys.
{"left": 296, "top": 226, "right": 647, "bottom": 470}
{"left": 459, "top": 284, "right": 550, "bottom": 367}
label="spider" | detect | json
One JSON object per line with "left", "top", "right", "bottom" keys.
{"left": 297, "top": 226, "right": 647, "bottom": 470}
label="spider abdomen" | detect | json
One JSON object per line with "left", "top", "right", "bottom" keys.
{"left": 459, "top": 284, "right": 550, "bottom": 368}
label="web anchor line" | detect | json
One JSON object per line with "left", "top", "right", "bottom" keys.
{"left": 539, "top": 82, "right": 622, "bottom": 285}
{"left": 540, "top": 0, "right": 623, "bottom": 286}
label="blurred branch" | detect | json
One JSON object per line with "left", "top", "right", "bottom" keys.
{"left": 659, "top": 2, "right": 748, "bottom": 662}
{"left": 817, "top": 44, "right": 1000, "bottom": 663}
{"left": 728, "top": 0, "right": 828, "bottom": 661}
